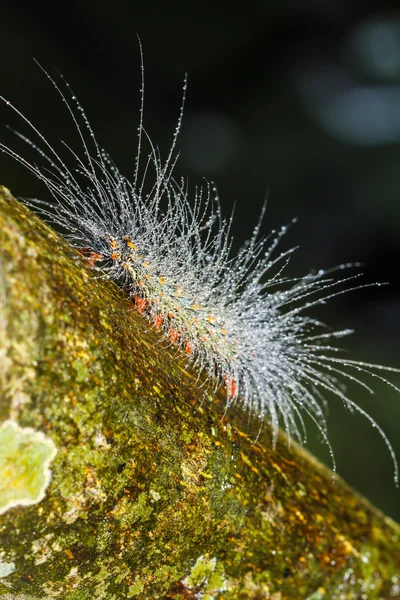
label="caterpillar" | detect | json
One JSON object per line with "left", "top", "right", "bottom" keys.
{"left": 1, "top": 53, "right": 399, "bottom": 483}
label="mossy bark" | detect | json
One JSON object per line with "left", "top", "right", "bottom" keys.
{"left": 0, "top": 186, "right": 399, "bottom": 600}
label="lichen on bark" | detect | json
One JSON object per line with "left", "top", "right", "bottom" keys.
{"left": 0, "top": 186, "right": 399, "bottom": 599}
{"left": 0, "top": 419, "right": 57, "bottom": 514}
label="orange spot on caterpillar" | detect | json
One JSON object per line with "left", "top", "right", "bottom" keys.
{"left": 159, "top": 277, "right": 166, "bottom": 285}
{"left": 192, "top": 303, "right": 200, "bottom": 311}
{"left": 224, "top": 375, "right": 238, "bottom": 399}
{"left": 108, "top": 238, "right": 119, "bottom": 249}
{"left": 111, "top": 252, "right": 120, "bottom": 261}
{"left": 185, "top": 341, "right": 192, "bottom": 355}
{"left": 87, "top": 251, "right": 103, "bottom": 265}
{"left": 153, "top": 315, "right": 163, "bottom": 330}
{"left": 133, "top": 296, "right": 147, "bottom": 313}
{"left": 207, "top": 314, "right": 217, "bottom": 324}
{"left": 169, "top": 329, "right": 179, "bottom": 342}
{"left": 124, "top": 238, "right": 137, "bottom": 250}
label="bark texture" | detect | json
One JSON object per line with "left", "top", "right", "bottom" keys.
{"left": 0, "top": 186, "right": 399, "bottom": 599}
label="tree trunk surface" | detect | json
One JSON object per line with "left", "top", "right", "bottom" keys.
{"left": 0, "top": 186, "right": 399, "bottom": 599}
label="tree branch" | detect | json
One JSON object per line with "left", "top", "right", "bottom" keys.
{"left": 0, "top": 186, "right": 399, "bottom": 599}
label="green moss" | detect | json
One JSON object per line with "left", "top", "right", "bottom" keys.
{"left": 150, "top": 489, "right": 161, "bottom": 502}
{"left": 306, "top": 589, "right": 327, "bottom": 600}
{"left": 183, "top": 555, "right": 227, "bottom": 598}
{"left": 71, "top": 359, "right": 90, "bottom": 384}
{"left": 127, "top": 580, "right": 145, "bottom": 597}
{"left": 185, "top": 555, "right": 218, "bottom": 587}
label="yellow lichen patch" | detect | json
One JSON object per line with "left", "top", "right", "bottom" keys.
{"left": 0, "top": 420, "right": 57, "bottom": 515}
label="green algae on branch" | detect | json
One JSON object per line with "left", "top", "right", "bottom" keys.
{"left": 0, "top": 185, "right": 399, "bottom": 599}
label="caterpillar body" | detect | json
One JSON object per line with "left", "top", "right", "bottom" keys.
{"left": 1, "top": 56, "right": 399, "bottom": 482}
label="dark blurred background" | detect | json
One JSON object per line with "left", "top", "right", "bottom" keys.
{"left": 1, "top": 0, "right": 400, "bottom": 519}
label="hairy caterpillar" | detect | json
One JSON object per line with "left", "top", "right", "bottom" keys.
{"left": 1, "top": 55, "right": 399, "bottom": 483}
